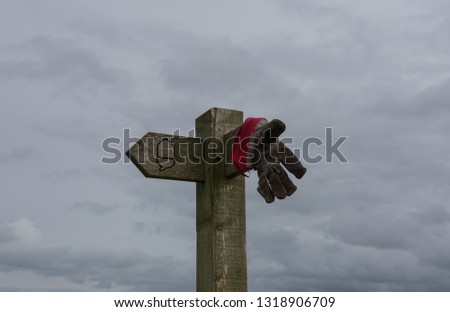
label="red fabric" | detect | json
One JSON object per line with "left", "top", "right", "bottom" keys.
{"left": 232, "top": 117, "right": 267, "bottom": 175}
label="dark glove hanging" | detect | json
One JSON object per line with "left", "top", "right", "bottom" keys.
{"left": 232, "top": 118, "right": 306, "bottom": 203}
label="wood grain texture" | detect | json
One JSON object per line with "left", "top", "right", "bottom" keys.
{"left": 126, "top": 132, "right": 204, "bottom": 182}
{"left": 223, "top": 128, "right": 241, "bottom": 178}
{"left": 196, "top": 108, "right": 247, "bottom": 292}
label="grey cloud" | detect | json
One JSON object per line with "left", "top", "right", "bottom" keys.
{"left": 40, "top": 169, "right": 82, "bottom": 182}
{"left": 418, "top": 237, "right": 450, "bottom": 271}
{"left": 320, "top": 208, "right": 422, "bottom": 250}
{"left": 366, "top": 78, "right": 450, "bottom": 120}
{"left": 69, "top": 200, "right": 117, "bottom": 216}
{"left": 69, "top": 17, "right": 124, "bottom": 44}
{"left": 0, "top": 219, "right": 42, "bottom": 246}
{"left": 134, "top": 222, "right": 161, "bottom": 235}
{"left": 0, "top": 36, "right": 131, "bottom": 95}
{"left": 0, "top": 146, "right": 36, "bottom": 163}
{"left": 0, "top": 228, "right": 14, "bottom": 244}
{"left": 0, "top": 220, "right": 190, "bottom": 291}
{"left": 248, "top": 226, "right": 450, "bottom": 291}
{"left": 125, "top": 180, "right": 196, "bottom": 240}
{"left": 31, "top": 116, "right": 100, "bottom": 150}
{"left": 0, "top": 245, "right": 193, "bottom": 291}
{"left": 153, "top": 31, "right": 305, "bottom": 110}
{"left": 158, "top": 44, "right": 265, "bottom": 96}
{"left": 411, "top": 205, "right": 450, "bottom": 226}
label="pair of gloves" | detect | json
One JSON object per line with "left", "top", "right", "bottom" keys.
{"left": 232, "top": 118, "right": 306, "bottom": 203}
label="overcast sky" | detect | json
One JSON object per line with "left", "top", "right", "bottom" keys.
{"left": 1, "top": 0, "right": 450, "bottom": 291}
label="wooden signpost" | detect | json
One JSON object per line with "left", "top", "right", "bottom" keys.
{"left": 126, "top": 107, "right": 246, "bottom": 291}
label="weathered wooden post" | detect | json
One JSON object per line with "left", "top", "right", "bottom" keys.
{"left": 195, "top": 108, "right": 246, "bottom": 291}
{"left": 126, "top": 107, "right": 247, "bottom": 292}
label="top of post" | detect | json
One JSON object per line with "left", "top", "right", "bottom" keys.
{"left": 195, "top": 107, "right": 243, "bottom": 137}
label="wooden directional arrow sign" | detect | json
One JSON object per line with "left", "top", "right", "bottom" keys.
{"left": 126, "top": 108, "right": 247, "bottom": 292}
{"left": 126, "top": 132, "right": 205, "bottom": 182}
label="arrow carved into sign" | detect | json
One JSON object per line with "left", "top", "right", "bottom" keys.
{"left": 156, "top": 138, "right": 176, "bottom": 171}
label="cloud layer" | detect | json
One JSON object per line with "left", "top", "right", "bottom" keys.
{"left": 1, "top": 0, "right": 449, "bottom": 291}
